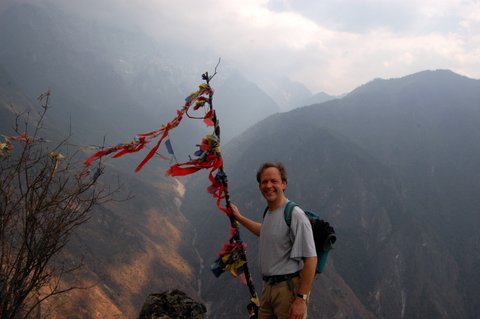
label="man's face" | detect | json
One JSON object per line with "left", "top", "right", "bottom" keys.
{"left": 258, "top": 167, "right": 287, "bottom": 205}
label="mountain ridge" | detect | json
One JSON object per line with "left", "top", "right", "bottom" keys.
{"left": 182, "top": 69, "right": 480, "bottom": 318}
{"left": 1, "top": 2, "right": 480, "bottom": 318}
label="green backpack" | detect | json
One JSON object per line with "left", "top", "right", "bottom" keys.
{"left": 263, "top": 201, "right": 336, "bottom": 273}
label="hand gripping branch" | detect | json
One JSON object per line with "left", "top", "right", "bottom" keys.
{"left": 84, "top": 63, "right": 259, "bottom": 318}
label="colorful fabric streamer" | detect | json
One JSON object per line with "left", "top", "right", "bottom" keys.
{"left": 165, "top": 139, "right": 174, "bottom": 155}
{"left": 0, "top": 141, "right": 13, "bottom": 157}
{"left": 6, "top": 133, "right": 35, "bottom": 144}
{"left": 0, "top": 134, "right": 45, "bottom": 156}
{"left": 48, "top": 151, "right": 65, "bottom": 176}
{"left": 83, "top": 83, "right": 214, "bottom": 171}
{"left": 211, "top": 234, "right": 248, "bottom": 278}
{"left": 84, "top": 75, "right": 259, "bottom": 317}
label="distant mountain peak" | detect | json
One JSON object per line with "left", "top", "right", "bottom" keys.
{"left": 348, "top": 69, "right": 478, "bottom": 98}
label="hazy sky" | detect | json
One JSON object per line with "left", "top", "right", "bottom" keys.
{"left": 30, "top": 0, "right": 480, "bottom": 95}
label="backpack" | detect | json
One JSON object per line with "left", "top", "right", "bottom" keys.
{"left": 263, "top": 201, "right": 336, "bottom": 274}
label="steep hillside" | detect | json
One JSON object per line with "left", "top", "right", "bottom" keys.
{"left": 0, "top": 4, "right": 204, "bottom": 317}
{"left": 181, "top": 70, "right": 479, "bottom": 318}
{"left": 301, "top": 91, "right": 337, "bottom": 107}
{"left": 214, "top": 72, "right": 280, "bottom": 142}
{"left": 38, "top": 169, "right": 200, "bottom": 319}
{"left": 0, "top": 66, "right": 37, "bottom": 130}
{"left": 0, "top": 3, "right": 142, "bottom": 142}
{"left": 288, "top": 70, "right": 480, "bottom": 317}
{"left": 258, "top": 76, "right": 313, "bottom": 111}
{"left": 0, "top": 3, "right": 282, "bottom": 150}
{"left": 182, "top": 118, "right": 446, "bottom": 318}
{"left": 0, "top": 71, "right": 202, "bottom": 318}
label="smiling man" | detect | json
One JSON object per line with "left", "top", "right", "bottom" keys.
{"left": 231, "top": 162, "right": 317, "bottom": 319}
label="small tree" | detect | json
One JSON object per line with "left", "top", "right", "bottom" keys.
{"left": 0, "top": 92, "right": 113, "bottom": 319}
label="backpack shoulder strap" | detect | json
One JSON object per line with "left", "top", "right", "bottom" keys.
{"left": 262, "top": 200, "right": 298, "bottom": 225}
{"left": 283, "top": 200, "right": 298, "bottom": 228}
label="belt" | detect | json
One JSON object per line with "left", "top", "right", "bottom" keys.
{"left": 262, "top": 271, "right": 300, "bottom": 285}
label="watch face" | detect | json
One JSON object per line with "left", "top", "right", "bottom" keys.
{"left": 297, "top": 293, "right": 307, "bottom": 300}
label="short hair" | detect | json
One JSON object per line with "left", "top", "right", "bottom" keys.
{"left": 256, "top": 162, "right": 288, "bottom": 183}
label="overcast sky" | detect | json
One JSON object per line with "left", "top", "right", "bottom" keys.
{"left": 31, "top": 0, "right": 480, "bottom": 95}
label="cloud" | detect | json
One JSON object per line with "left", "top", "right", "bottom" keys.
{"left": 142, "top": 0, "right": 480, "bottom": 94}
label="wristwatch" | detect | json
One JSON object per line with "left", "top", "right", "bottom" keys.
{"left": 296, "top": 293, "right": 308, "bottom": 301}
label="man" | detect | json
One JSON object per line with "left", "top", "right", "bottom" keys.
{"left": 231, "top": 162, "right": 317, "bottom": 319}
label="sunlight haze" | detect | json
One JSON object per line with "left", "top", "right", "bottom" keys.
{"left": 8, "top": 0, "right": 480, "bottom": 95}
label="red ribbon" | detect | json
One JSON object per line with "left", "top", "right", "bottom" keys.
{"left": 84, "top": 85, "right": 214, "bottom": 171}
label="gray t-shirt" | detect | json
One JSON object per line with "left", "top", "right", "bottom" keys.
{"left": 259, "top": 201, "right": 316, "bottom": 276}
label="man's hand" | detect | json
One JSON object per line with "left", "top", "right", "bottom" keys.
{"left": 289, "top": 297, "right": 307, "bottom": 319}
{"left": 229, "top": 203, "right": 261, "bottom": 236}
{"left": 230, "top": 203, "right": 242, "bottom": 220}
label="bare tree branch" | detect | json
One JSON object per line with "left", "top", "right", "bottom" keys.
{"left": 0, "top": 92, "right": 119, "bottom": 319}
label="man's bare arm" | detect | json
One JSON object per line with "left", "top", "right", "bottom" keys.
{"left": 297, "top": 256, "right": 317, "bottom": 295}
{"left": 230, "top": 203, "right": 261, "bottom": 237}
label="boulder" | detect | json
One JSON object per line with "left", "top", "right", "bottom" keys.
{"left": 138, "top": 289, "right": 206, "bottom": 319}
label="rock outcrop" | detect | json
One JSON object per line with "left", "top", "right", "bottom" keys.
{"left": 138, "top": 289, "right": 206, "bottom": 319}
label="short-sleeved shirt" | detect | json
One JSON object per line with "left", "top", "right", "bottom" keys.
{"left": 259, "top": 201, "right": 316, "bottom": 276}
